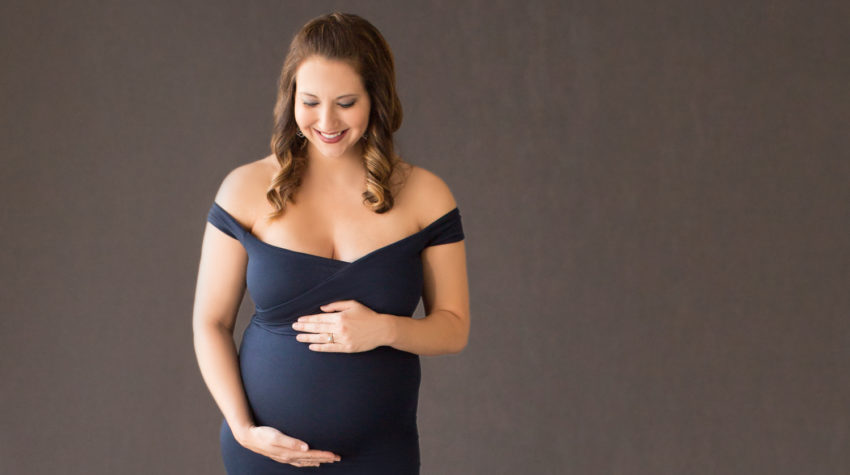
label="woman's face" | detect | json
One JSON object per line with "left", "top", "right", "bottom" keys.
{"left": 294, "top": 55, "right": 371, "bottom": 159}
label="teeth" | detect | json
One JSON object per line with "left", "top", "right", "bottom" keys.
{"left": 319, "top": 130, "right": 343, "bottom": 138}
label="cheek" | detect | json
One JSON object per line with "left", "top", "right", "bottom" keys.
{"left": 352, "top": 107, "right": 370, "bottom": 128}
{"left": 293, "top": 105, "right": 313, "bottom": 126}
{"left": 292, "top": 103, "right": 319, "bottom": 128}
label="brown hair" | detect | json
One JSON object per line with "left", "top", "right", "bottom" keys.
{"left": 266, "top": 12, "right": 405, "bottom": 219}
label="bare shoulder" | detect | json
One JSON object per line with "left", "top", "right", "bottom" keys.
{"left": 404, "top": 164, "right": 459, "bottom": 228}
{"left": 213, "top": 156, "right": 274, "bottom": 228}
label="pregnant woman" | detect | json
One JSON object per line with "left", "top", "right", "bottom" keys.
{"left": 192, "top": 12, "right": 470, "bottom": 474}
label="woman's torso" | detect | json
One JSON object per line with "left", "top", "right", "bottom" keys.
{"left": 210, "top": 155, "right": 464, "bottom": 473}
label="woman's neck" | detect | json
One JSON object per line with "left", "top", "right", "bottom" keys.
{"left": 302, "top": 143, "right": 366, "bottom": 189}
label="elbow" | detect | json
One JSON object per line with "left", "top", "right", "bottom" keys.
{"left": 192, "top": 312, "right": 235, "bottom": 336}
{"left": 450, "top": 338, "right": 468, "bottom": 354}
{"left": 446, "top": 310, "right": 470, "bottom": 354}
{"left": 451, "top": 326, "right": 469, "bottom": 354}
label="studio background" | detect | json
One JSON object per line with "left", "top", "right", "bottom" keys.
{"left": 2, "top": 1, "right": 848, "bottom": 474}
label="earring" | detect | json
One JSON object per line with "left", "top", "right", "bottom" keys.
{"left": 296, "top": 128, "right": 305, "bottom": 138}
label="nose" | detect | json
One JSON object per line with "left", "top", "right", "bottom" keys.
{"left": 316, "top": 104, "right": 340, "bottom": 132}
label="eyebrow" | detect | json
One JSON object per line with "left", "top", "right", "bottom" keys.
{"left": 299, "top": 93, "right": 359, "bottom": 100}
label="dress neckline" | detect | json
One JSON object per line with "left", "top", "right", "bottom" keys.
{"left": 211, "top": 201, "right": 458, "bottom": 265}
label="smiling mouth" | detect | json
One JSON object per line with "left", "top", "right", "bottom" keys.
{"left": 315, "top": 129, "right": 346, "bottom": 139}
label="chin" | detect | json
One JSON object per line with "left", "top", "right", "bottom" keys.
{"left": 314, "top": 143, "right": 355, "bottom": 158}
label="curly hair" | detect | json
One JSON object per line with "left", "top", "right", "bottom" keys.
{"left": 266, "top": 12, "right": 405, "bottom": 219}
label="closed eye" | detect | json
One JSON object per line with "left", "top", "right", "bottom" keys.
{"left": 301, "top": 101, "right": 356, "bottom": 108}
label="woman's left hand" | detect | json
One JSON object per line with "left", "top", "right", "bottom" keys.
{"left": 293, "top": 300, "right": 393, "bottom": 353}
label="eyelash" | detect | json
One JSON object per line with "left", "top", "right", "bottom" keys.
{"left": 302, "top": 102, "right": 355, "bottom": 108}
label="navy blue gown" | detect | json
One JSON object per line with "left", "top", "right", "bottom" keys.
{"left": 206, "top": 201, "right": 465, "bottom": 474}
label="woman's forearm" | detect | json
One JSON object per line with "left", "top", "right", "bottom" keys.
{"left": 193, "top": 322, "right": 254, "bottom": 442}
{"left": 383, "top": 310, "right": 469, "bottom": 356}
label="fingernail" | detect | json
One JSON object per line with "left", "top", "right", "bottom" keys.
{"left": 301, "top": 444, "right": 308, "bottom": 451}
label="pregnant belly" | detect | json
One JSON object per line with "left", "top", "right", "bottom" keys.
{"left": 238, "top": 320, "right": 421, "bottom": 452}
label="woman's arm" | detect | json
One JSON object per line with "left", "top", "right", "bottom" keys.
{"left": 383, "top": 168, "right": 470, "bottom": 356}
{"left": 193, "top": 170, "right": 341, "bottom": 467}
{"left": 385, "top": 239, "right": 470, "bottom": 356}
{"left": 192, "top": 218, "right": 255, "bottom": 443}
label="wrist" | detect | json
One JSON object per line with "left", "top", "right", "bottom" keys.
{"left": 231, "top": 421, "right": 255, "bottom": 444}
{"left": 381, "top": 313, "right": 398, "bottom": 347}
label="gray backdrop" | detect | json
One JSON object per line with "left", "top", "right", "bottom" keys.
{"left": 2, "top": 1, "right": 848, "bottom": 474}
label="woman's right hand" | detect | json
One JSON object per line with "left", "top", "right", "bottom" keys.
{"left": 235, "top": 425, "right": 341, "bottom": 467}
